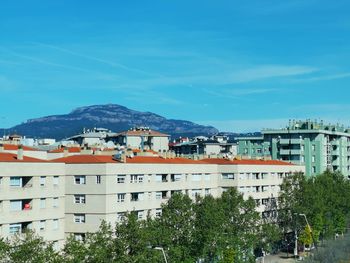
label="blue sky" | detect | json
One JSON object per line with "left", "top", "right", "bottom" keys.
{"left": 1, "top": 0, "right": 350, "bottom": 132}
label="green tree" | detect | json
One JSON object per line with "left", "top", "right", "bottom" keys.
{"left": 8, "top": 231, "right": 62, "bottom": 263}
{"left": 299, "top": 225, "right": 313, "bottom": 248}
{"left": 155, "top": 192, "right": 196, "bottom": 263}
{"left": 219, "top": 188, "right": 260, "bottom": 263}
{"left": 193, "top": 194, "right": 226, "bottom": 262}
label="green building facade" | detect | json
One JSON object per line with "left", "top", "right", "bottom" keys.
{"left": 237, "top": 120, "right": 350, "bottom": 177}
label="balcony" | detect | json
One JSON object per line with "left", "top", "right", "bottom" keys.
{"left": 279, "top": 139, "right": 290, "bottom": 144}
{"left": 10, "top": 176, "right": 33, "bottom": 188}
{"left": 290, "top": 149, "right": 301, "bottom": 155}
{"left": 290, "top": 139, "right": 302, "bottom": 144}
{"left": 279, "top": 149, "right": 290, "bottom": 155}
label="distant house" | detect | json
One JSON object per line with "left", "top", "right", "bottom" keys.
{"left": 170, "top": 135, "right": 237, "bottom": 156}
{"left": 68, "top": 128, "right": 115, "bottom": 147}
{"left": 107, "top": 127, "right": 170, "bottom": 152}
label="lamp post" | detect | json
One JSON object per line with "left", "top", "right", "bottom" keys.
{"left": 149, "top": 246, "right": 168, "bottom": 263}
{"left": 154, "top": 247, "right": 168, "bottom": 263}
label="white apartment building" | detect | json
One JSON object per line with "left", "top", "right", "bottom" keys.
{"left": 0, "top": 152, "right": 65, "bottom": 249}
{"left": 107, "top": 127, "right": 170, "bottom": 152}
{"left": 53, "top": 155, "right": 304, "bottom": 239}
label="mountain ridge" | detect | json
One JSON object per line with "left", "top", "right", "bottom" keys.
{"left": 1, "top": 104, "right": 219, "bottom": 139}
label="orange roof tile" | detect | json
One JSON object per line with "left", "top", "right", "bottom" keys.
{"left": 49, "top": 147, "right": 81, "bottom": 153}
{"left": 3, "top": 144, "right": 39, "bottom": 151}
{"left": 125, "top": 156, "right": 207, "bottom": 164}
{"left": 201, "top": 158, "right": 294, "bottom": 166}
{"left": 52, "top": 155, "right": 117, "bottom": 164}
{"left": 0, "top": 153, "right": 47, "bottom": 163}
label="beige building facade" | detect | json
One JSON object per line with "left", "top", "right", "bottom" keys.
{"left": 0, "top": 153, "right": 65, "bottom": 249}
{"left": 56, "top": 155, "right": 304, "bottom": 239}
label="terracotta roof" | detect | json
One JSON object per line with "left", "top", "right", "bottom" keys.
{"left": 49, "top": 147, "right": 81, "bottom": 153}
{"left": 125, "top": 156, "right": 207, "bottom": 164}
{"left": 201, "top": 158, "right": 294, "bottom": 166}
{"left": 2, "top": 144, "right": 39, "bottom": 151}
{"left": 52, "top": 155, "right": 117, "bottom": 164}
{"left": 0, "top": 153, "right": 47, "bottom": 163}
{"left": 132, "top": 149, "right": 158, "bottom": 154}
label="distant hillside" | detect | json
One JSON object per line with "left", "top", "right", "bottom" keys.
{"left": 1, "top": 104, "right": 219, "bottom": 139}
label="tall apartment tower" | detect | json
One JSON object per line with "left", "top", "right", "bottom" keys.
{"left": 237, "top": 120, "right": 350, "bottom": 177}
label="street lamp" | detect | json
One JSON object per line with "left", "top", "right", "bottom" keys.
{"left": 148, "top": 246, "right": 168, "bottom": 263}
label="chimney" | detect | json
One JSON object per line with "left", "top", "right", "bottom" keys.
{"left": 17, "top": 145, "right": 23, "bottom": 160}
{"left": 0, "top": 144, "right": 3, "bottom": 152}
{"left": 63, "top": 147, "right": 69, "bottom": 157}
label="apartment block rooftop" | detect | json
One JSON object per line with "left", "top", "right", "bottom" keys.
{"left": 262, "top": 119, "right": 350, "bottom": 135}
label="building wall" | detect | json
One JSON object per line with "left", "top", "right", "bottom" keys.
{"left": 238, "top": 129, "right": 350, "bottom": 177}
{"left": 64, "top": 162, "right": 304, "bottom": 236}
{"left": 0, "top": 162, "right": 65, "bottom": 249}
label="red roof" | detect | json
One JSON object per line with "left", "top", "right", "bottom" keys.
{"left": 201, "top": 158, "right": 294, "bottom": 166}
{"left": 51, "top": 155, "right": 294, "bottom": 166}
{"left": 0, "top": 152, "right": 47, "bottom": 163}
{"left": 125, "top": 156, "right": 207, "bottom": 164}
{"left": 52, "top": 155, "right": 117, "bottom": 164}
{"left": 3, "top": 144, "right": 39, "bottom": 151}
{"left": 49, "top": 147, "right": 81, "bottom": 153}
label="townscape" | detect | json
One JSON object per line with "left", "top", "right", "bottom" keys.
{"left": 1, "top": 117, "right": 350, "bottom": 262}
{"left": 2, "top": 1, "right": 350, "bottom": 262}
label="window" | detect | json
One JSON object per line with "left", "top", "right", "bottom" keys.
{"left": 261, "top": 173, "right": 268, "bottom": 179}
{"left": 204, "top": 174, "right": 210, "bottom": 181}
{"left": 130, "top": 174, "right": 144, "bottom": 183}
{"left": 10, "top": 177, "right": 22, "bottom": 187}
{"left": 171, "top": 174, "right": 182, "bottom": 182}
{"left": 40, "top": 176, "right": 46, "bottom": 186}
{"left": 131, "top": 192, "right": 144, "bottom": 202}
{"left": 9, "top": 223, "right": 21, "bottom": 234}
{"left": 312, "top": 145, "right": 316, "bottom": 151}
{"left": 262, "top": 186, "right": 269, "bottom": 192}
{"left": 40, "top": 220, "right": 46, "bottom": 231}
{"left": 96, "top": 175, "right": 101, "bottom": 184}
{"left": 191, "top": 189, "right": 201, "bottom": 198}
{"left": 74, "top": 233, "right": 85, "bottom": 241}
{"left": 74, "top": 195, "right": 86, "bottom": 204}
{"left": 53, "top": 219, "right": 59, "bottom": 230}
{"left": 53, "top": 197, "right": 59, "bottom": 207}
{"left": 74, "top": 176, "right": 86, "bottom": 185}
{"left": 117, "top": 193, "right": 125, "bottom": 203}
{"left": 117, "top": 175, "right": 125, "bottom": 184}
{"left": 53, "top": 176, "right": 59, "bottom": 186}
{"left": 312, "top": 166, "right": 316, "bottom": 173}
{"left": 155, "top": 209, "right": 162, "bottom": 218}
{"left": 262, "top": 199, "right": 269, "bottom": 205}
{"left": 40, "top": 198, "right": 46, "bottom": 209}
{"left": 312, "top": 155, "right": 316, "bottom": 162}
{"left": 10, "top": 200, "right": 22, "bottom": 211}
{"left": 117, "top": 213, "right": 125, "bottom": 222}
{"left": 222, "top": 173, "right": 234, "bottom": 180}
{"left": 205, "top": 188, "right": 210, "bottom": 196}
{"left": 155, "top": 192, "right": 162, "bottom": 200}
{"left": 155, "top": 174, "right": 163, "bottom": 182}
{"left": 192, "top": 174, "right": 201, "bottom": 181}
{"left": 74, "top": 214, "right": 86, "bottom": 223}
{"left": 137, "top": 210, "right": 144, "bottom": 220}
